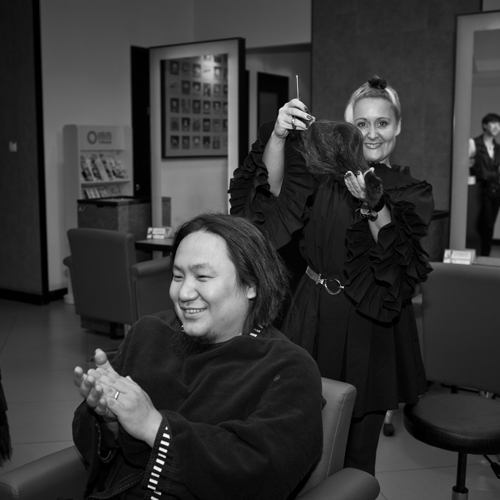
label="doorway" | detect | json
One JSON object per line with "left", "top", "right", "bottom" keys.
{"left": 131, "top": 46, "right": 151, "bottom": 198}
{"left": 257, "top": 72, "right": 289, "bottom": 133}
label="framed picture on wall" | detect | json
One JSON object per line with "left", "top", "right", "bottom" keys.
{"left": 159, "top": 39, "right": 245, "bottom": 159}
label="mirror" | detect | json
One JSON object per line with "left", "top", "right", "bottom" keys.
{"left": 451, "top": 11, "right": 500, "bottom": 262}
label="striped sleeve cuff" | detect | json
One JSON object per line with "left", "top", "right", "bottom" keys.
{"left": 143, "top": 418, "right": 173, "bottom": 499}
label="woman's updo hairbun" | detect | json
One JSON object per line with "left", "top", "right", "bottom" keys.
{"left": 344, "top": 75, "right": 401, "bottom": 124}
{"left": 368, "top": 76, "right": 387, "bottom": 90}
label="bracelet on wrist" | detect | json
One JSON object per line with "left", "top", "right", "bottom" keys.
{"left": 371, "top": 196, "right": 386, "bottom": 213}
{"left": 356, "top": 196, "right": 386, "bottom": 221}
{"left": 356, "top": 207, "right": 379, "bottom": 221}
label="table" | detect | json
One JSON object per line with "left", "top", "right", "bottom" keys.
{"left": 135, "top": 238, "right": 173, "bottom": 254}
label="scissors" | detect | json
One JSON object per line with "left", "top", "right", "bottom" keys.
{"left": 295, "top": 75, "right": 312, "bottom": 125}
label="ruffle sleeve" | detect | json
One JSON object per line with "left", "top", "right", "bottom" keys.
{"left": 229, "top": 122, "right": 316, "bottom": 249}
{"left": 344, "top": 165, "right": 434, "bottom": 323}
{"left": 229, "top": 122, "right": 275, "bottom": 223}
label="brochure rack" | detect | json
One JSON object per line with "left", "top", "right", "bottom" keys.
{"left": 63, "top": 125, "right": 133, "bottom": 230}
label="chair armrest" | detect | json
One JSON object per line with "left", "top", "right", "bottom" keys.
{"left": 0, "top": 446, "right": 87, "bottom": 500}
{"left": 320, "top": 379, "right": 356, "bottom": 473}
{"left": 298, "top": 468, "right": 380, "bottom": 500}
{"left": 130, "top": 256, "right": 171, "bottom": 277}
{"left": 298, "top": 379, "right": 357, "bottom": 496}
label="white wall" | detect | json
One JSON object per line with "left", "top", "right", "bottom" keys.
{"left": 193, "top": 0, "right": 311, "bottom": 49}
{"left": 40, "top": 0, "right": 194, "bottom": 290}
{"left": 40, "top": 0, "right": 311, "bottom": 292}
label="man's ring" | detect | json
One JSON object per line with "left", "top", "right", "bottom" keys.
{"left": 291, "top": 117, "right": 296, "bottom": 130}
{"left": 114, "top": 390, "right": 120, "bottom": 400}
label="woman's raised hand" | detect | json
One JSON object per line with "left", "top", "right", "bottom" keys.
{"left": 273, "top": 99, "right": 314, "bottom": 139}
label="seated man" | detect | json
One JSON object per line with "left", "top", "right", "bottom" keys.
{"left": 73, "top": 213, "right": 323, "bottom": 499}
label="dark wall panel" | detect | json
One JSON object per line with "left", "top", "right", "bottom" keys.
{"left": 311, "top": 0, "right": 481, "bottom": 211}
{"left": 0, "top": 0, "right": 47, "bottom": 300}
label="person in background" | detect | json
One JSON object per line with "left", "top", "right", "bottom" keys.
{"left": 229, "top": 76, "right": 434, "bottom": 475}
{"left": 468, "top": 113, "right": 500, "bottom": 256}
{"left": 0, "top": 368, "right": 12, "bottom": 466}
{"left": 72, "top": 213, "right": 323, "bottom": 500}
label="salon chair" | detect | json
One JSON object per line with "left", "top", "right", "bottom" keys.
{"left": 64, "top": 228, "right": 173, "bottom": 337}
{"left": 0, "top": 378, "right": 379, "bottom": 500}
{"left": 404, "top": 262, "right": 500, "bottom": 499}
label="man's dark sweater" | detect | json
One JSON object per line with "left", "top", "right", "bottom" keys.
{"left": 73, "top": 310, "right": 323, "bottom": 499}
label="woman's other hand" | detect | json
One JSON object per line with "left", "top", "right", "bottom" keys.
{"left": 344, "top": 169, "right": 373, "bottom": 201}
{"left": 274, "top": 99, "right": 314, "bottom": 139}
{"left": 345, "top": 168, "right": 390, "bottom": 238}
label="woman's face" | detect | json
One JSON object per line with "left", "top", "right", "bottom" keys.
{"left": 352, "top": 97, "right": 401, "bottom": 166}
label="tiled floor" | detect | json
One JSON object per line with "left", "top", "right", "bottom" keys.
{"left": 0, "top": 297, "right": 499, "bottom": 499}
{"left": 375, "top": 396, "right": 500, "bottom": 499}
{"left": 0, "top": 298, "right": 122, "bottom": 475}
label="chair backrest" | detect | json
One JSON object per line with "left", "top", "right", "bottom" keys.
{"left": 66, "top": 228, "right": 138, "bottom": 325}
{"left": 421, "top": 262, "right": 500, "bottom": 395}
{"left": 298, "top": 377, "right": 357, "bottom": 496}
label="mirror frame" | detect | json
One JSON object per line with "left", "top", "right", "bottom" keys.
{"left": 450, "top": 11, "right": 500, "bottom": 252}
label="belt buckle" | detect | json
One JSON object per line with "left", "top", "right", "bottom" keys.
{"left": 307, "top": 266, "right": 344, "bottom": 295}
{"left": 321, "top": 278, "right": 344, "bottom": 296}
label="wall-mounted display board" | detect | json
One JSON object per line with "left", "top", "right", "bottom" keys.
{"left": 161, "top": 53, "right": 229, "bottom": 158}
{"left": 151, "top": 38, "right": 245, "bottom": 162}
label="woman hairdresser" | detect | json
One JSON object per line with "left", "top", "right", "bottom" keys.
{"left": 229, "top": 76, "right": 434, "bottom": 475}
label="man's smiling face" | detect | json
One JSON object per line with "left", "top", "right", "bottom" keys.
{"left": 170, "top": 231, "right": 256, "bottom": 343}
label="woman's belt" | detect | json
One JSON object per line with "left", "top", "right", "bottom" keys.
{"left": 305, "top": 266, "right": 344, "bottom": 295}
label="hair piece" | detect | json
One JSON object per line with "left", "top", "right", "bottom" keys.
{"left": 296, "top": 120, "right": 369, "bottom": 179}
{"left": 344, "top": 75, "right": 401, "bottom": 124}
{"left": 171, "top": 213, "right": 290, "bottom": 334}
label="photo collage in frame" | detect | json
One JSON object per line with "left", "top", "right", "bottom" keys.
{"left": 161, "top": 53, "right": 228, "bottom": 157}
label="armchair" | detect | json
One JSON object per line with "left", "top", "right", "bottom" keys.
{"left": 0, "top": 378, "right": 379, "bottom": 500}
{"left": 64, "top": 228, "right": 173, "bottom": 336}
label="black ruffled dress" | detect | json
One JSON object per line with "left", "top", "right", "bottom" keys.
{"left": 229, "top": 122, "right": 434, "bottom": 417}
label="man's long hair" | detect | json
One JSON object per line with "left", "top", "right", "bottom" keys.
{"left": 171, "top": 213, "right": 291, "bottom": 335}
